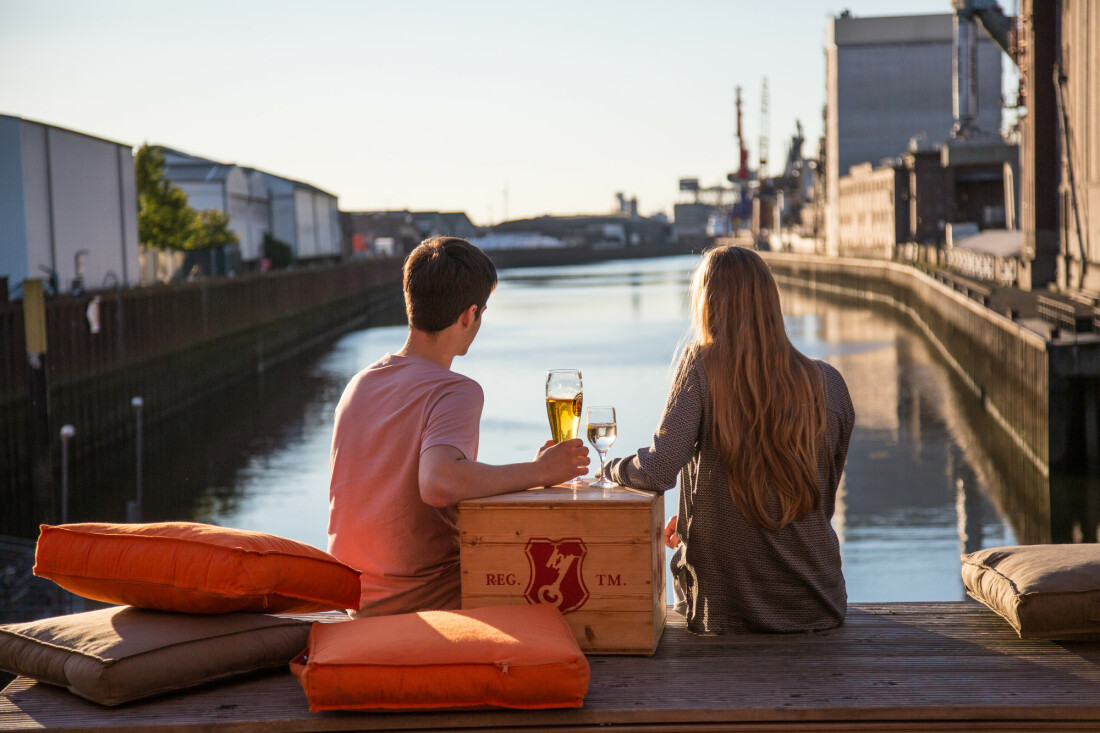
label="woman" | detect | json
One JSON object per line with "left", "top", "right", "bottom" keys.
{"left": 602, "top": 246, "right": 854, "bottom": 634}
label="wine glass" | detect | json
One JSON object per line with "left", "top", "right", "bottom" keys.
{"left": 546, "top": 369, "right": 583, "bottom": 487}
{"left": 586, "top": 406, "right": 617, "bottom": 489}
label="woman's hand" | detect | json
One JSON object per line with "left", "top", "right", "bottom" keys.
{"left": 663, "top": 514, "right": 680, "bottom": 549}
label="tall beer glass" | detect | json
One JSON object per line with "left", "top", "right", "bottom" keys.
{"left": 546, "top": 369, "right": 583, "bottom": 486}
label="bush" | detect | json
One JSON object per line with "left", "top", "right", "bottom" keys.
{"left": 263, "top": 234, "right": 294, "bottom": 270}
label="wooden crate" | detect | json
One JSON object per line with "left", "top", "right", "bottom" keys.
{"left": 458, "top": 483, "right": 665, "bottom": 655}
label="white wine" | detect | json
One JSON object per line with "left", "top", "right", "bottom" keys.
{"left": 546, "top": 394, "right": 582, "bottom": 443}
{"left": 586, "top": 422, "right": 617, "bottom": 453}
{"left": 586, "top": 405, "right": 618, "bottom": 489}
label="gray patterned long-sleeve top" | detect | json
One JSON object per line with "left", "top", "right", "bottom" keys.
{"left": 604, "top": 347, "right": 854, "bottom": 634}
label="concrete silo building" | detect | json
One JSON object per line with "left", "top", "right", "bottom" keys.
{"left": 825, "top": 12, "right": 1003, "bottom": 256}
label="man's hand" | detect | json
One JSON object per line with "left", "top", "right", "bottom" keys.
{"left": 533, "top": 439, "right": 590, "bottom": 486}
{"left": 664, "top": 514, "right": 680, "bottom": 549}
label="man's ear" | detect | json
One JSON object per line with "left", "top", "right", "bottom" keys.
{"left": 460, "top": 303, "right": 479, "bottom": 328}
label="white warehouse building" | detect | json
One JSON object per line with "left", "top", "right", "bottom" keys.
{"left": 258, "top": 171, "right": 341, "bottom": 260}
{"left": 0, "top": 115, "right": 139, "bottom": 298}
{"left": 158, "top": 154, "right": 270, "bottom": 262}
{"left": 162, "top": 148, "right": 340, "bottom": 265}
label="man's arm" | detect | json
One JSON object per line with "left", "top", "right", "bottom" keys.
{"left": 419, "top": 439, "right": 590, "bottom": 507}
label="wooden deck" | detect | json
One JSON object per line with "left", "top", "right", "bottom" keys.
{"left": 6, "top": 602, "right": 1100, "bottom": 731}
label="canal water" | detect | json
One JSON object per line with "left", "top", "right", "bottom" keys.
{"left": 61, "top": 254, "right": 1025, "bottom": 604}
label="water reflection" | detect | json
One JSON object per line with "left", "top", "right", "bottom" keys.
{"left": 60, "top": 342, "right": 342, "bottom": 529}
{"left": 777, "top": 286, "right": 1016, "bottom": 601}
{"left": 18, "top": 254, "right": 1100, "bottom": 611}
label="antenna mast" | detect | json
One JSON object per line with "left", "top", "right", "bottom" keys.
{"left": 735, "top": 86, "right": 749, "bottom": 180}
{"left": 759, "top": 77, "right": 770, "bottom": 180}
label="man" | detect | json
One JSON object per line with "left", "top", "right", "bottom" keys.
{"left": 328, "top": 236, "right": 590, "bottom": 616}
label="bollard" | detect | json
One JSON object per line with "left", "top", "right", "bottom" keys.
{"left": 128, "top": 397, "right": 144, "bottom": 523}
{"left": 60, "top": 425, "right": 75, "bottom": 524}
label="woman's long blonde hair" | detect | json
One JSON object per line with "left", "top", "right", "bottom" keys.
{"left": 689, "top": 246, "right": 826, "bottom": 530}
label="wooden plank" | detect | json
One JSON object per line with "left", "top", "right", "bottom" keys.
{"left": 460, "top": 484, "right": 658, "bottom": 507}
{"left": 8, "top": 603, "right": 1100, "bottom": 730}
{"left": 460, "top": 507, "right": 652, "bottom": 543}
{"left": 650, "top": 495, "right": 667, "bottom": 656}
{"left": 651, "top": 594, "right": 667, "bottom": 652}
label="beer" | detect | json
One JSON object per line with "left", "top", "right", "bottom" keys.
{"left": 586, "top": 422, "right": 617, "bottom": 453}
{"left": 546, "top": 394, "right": 582, "bottom": 444}
{"left": 545, "top": 369, "right": 584, "bottom": 487}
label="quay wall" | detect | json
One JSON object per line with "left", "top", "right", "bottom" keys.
{"left": 761, "top": 253, "right": 1054, "bottom": 540}
{"left": 1, "top": 259, "right": 404, "bottom": 534}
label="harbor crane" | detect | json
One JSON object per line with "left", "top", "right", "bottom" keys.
{"left": 951, "top": 0, "right": 1013, "bottom": 139}
{"left": 734, "top": 86, "right": 750, "bottom": 182}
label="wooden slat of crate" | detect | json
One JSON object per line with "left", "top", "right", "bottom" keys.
{"left": 460, "top": 484, "right": 665, "bottom": 655}
{"left": 649, "top": 493, "right": 667, "bottom": 653}
{"left": 460, "top": 490, "right": 658, "bottom": 540}
{"left": 10, "top": 604, "right": 1100, "bottom": 731}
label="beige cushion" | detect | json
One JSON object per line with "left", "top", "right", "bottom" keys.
{"left": 962, "top": 544, "right": 1100, "bottom": 639}
{"left": 0, "top": 606, "right": 310, "bottom": 706}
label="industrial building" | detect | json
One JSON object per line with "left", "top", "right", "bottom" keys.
{"left": 672, "top": 203, "right": 711, "bottom": 244}
{"left": 341, "top": 210, "right": 479, "bottom": 258}
{"left": 901, "top": 142, "right": 953, "bottom": 246}
{"left": 160, "top": 148, "right": 340, "bottom": 267}
{"left": 257, "top": 171, "right": 340, "bottom": 261}
{"left": 837, "top": 162, "right": 907, "bottom": 259}
{"left": 1042, "top": 0, "right": 1100, "bottom": 295}
{"left": 0, "top": 115, "right": 139, "bottom": 299}
{"left": 159, "top": 150, "right": 269, "bottom": 263}
{"left": 492, "top": 210, "right": 669, "bottom": 251}
{"left": 825, "top": 12, "right": 1003, "bottom": 256}
{"left": 409, "top": 212, "right": 479, "bottom": 242}
{"left": 837, "top": 135, "right": 1019, "bottom": 261}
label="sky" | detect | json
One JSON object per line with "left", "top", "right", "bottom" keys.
{"left": 1, "top": 0, "right": 1000, "bottom": 224}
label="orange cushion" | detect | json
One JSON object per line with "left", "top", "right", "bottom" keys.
{"left": 290, "top": 604, "right": 590, "bottom": 711}
{"left": 33, "top": 522, "right": 361, "bottom": 614}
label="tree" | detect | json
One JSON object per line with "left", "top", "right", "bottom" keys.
{"left": 191, "top": 209, "right": 239, "bottom": 251}
{"left": 135, "top": 144, "right": 239, "bottom": 252}
{"left": 136, "top": 144, "right": 197, "bottom": 251}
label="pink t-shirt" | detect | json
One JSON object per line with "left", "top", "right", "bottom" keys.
{"left": 327, "top": 353, "right": 482, "bottom": 616}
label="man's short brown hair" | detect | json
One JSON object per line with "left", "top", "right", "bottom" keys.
{"left": 403, "top": 237, "right": 497, "bottom": 332}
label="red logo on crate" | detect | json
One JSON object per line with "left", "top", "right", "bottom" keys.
{"left": 523, "top": 538, "right": 589, "bottom": 614}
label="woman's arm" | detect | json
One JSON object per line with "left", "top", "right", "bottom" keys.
{"left": 821, "top": 362, "right": 856, "bottom": 485}
{"left": 832, "top": 375, "right": 855, "bottom": 481}
{"left": 604, "top": 350, "right": 705, "bottom": 493}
